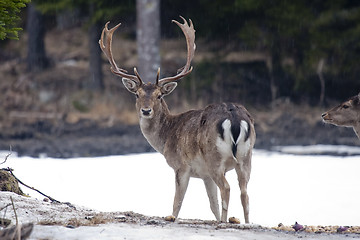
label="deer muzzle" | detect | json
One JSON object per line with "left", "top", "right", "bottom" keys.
{"left": 141, "top": 108, "right": 153, "bottom": 118}
{"left": 321, "top": 112, "right": 332, "bottom": 122}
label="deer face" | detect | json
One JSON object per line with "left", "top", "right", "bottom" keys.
{"left": 322, "top": 93, "right": 360, "bottom": 127}
{"left": 122, "top": 78, "right": 177, "bottom": 119}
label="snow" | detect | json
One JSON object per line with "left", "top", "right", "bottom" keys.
{"left": 29, "top": 224, "right": 349, "bottom": 240}
{"left": 272, "top": 144, "right": 360, "bottom": 155}
{"left": 1, "top": 146, "right": 360, "bottom": 239}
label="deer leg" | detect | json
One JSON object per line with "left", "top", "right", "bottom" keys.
{"left": 235, "top": 158, "right": 251, "bottom": 223}
{"left": 171, "top": 168, "right": 190, "bottom": 219}
{"left": 239, "top": 176, "right": 249, "bottom": 223}
{"left": 212, "top": 174, "right": 230, "bottom": 222}
{"left": 203, "top": 177, "right": 220, "bottom": 221}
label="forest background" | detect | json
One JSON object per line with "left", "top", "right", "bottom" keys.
{"left": 1, "top": 0, "right": 360, "bottom": 157}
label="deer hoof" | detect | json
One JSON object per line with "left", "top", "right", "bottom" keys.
{"left": 229, "top": 217, "right": 240, "bottom": 224}
{"left": 164, "top": 215, "right": 176, "bottom": 222}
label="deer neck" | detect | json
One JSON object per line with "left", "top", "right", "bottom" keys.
{"left": 138, "top": 99, "right": 172, "bottom": 153}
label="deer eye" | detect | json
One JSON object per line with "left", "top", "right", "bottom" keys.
{"left": 135, "top": 93, "right": 139, "bottom": 99}
{"left": 157, "top": 95, "right": 162, "bottom": 99}
{"left": 342, "top": 105, "right": 349, "bottom": 109}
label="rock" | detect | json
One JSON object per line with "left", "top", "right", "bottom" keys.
{"left": 337, "top": 226, "right": 349, "bottom": 233}
{"left": 228, "top": 217, "right": 240, "bottom": 224}
{"left": 164, "top": 215, "right": 176, "bottom": 222}
{"left": 0, "top": 170, "right": 23, "bottom": 195}
{"left": 292, "top": 221, "right": 304, "bottom": 231}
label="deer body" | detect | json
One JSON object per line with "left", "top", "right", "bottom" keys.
{"left": 322, "top": 93, "right": 360, "bottom": 139}
{"left": 99, "top": 17, "right": 255, "bottom": 223}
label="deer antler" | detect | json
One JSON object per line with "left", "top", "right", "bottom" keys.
{"left": 99, "top": 22, "right": 143, "bottom": 86}
{"left": 157, "top": 16, "right": 196, "bottom": 86}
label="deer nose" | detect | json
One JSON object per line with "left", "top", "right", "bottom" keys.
{"left": 141, "top": 108, "right": 152, "bottom": 116}
{"left": 321, "top": 112, "right": 327, "bottom": 118}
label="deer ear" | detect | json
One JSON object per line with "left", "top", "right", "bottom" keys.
{"left": 354, "top": 93, "right": 360, "bottom": 105}
{"left": 122, "top": 78, "right": 139, "bottom": 94}
{"left": 161, "top": 82, "right": 177, "bottom": 96}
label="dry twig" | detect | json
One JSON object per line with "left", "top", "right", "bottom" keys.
{"left": 0, "top": 146, "right": 12, "bottom": 165}
{"left": 1, "top": 149, "right": 75, "bottom": 210}
{"left": 10, "top": 196, "right": 20, "bottom": 240}
{"left": 3, "top": 168, "right": 60, "bottom": 204}
{"left": 0, "top": 197, "right": 33, "bottom": 240}
{"left": 0, "top": 204, "right": 11, "bottom": 212}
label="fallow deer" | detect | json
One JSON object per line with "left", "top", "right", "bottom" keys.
{"left": 99, "top": 17, "right": 256, "bottom": 223}
{"left": 322, "top": 93, "right": 360, "bottom": 139}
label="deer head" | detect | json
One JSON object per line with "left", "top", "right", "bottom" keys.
{"left": 99, "top": 17, "right": 196, "bottom": 119}
{"left": 322, "top": 93, "right": 360, "bottom": 127}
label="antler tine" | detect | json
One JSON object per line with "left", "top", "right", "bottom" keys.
{"left": 99, "top": 22, "right": 142, "bottom": 85}
{"left": 158, "top": 16, "right": 196, "bottom": 86}
{"left": 155, "top": 67, "right": 161, "bottom": 84}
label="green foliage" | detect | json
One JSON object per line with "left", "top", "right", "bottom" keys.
{"left": 232, "top": 0, "right": 360, "bottom": 101}
{"left": 34, "top": 0, "right": 134, "bottom": 25}
{"left": 5, "top": 0, "right": 359, "bottom": 102}
{"left": 0, "top": 0, "right": 30, "bottom": 40}
{"left": 162, "top": 0, "right": 360, "bottom": 101}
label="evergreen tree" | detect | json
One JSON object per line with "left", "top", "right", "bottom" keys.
{"left": 26, "top": 3, "right": 49, "bottom": 72}
{"left": 0, "top": 0, "right": 29, "bottom": 40}
{"left": 34, "top": 0, "right": 135, "bottom": 91}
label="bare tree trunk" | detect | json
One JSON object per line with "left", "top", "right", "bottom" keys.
{"left": 86, "top": 3, "right": 104, "bottom": 91}
{"left": 26, "top": 3, "right": 49, "bottom": 72}
{"left": 88, "top": 20, "right": 104, "bottom": 90}
{"left": 56, "top": 8, "right": 80, "bottom": 30}
{"left": 317, "top": 58, "right": 325, "bottom": 106}
{"left": 269, "top": 49, "right": 280, "bottom": 102}
{"left": 136, "top": 0, "right": 160, "bottom": 83}
{"left": 269, "top": 34, "right": 287, "bottom": 104}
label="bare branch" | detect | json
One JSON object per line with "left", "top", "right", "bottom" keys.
{"left": 10, "top": 197, "right": 18, "bottom": 226}
{"left": 0, "top": 204, "right": 11, "bottom": 212}
{"left": 0, "top": 146, "right": 12, "bottom": 165}
{"left": 4, "top": 168, "right": 60, "bottom": 204}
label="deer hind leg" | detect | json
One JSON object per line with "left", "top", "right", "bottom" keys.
{"left": 171, "top": 168, "right": 191, "bottom": 219}
{"left": 203, "top": 177, "right": 220, "bottom": 221}
{"left": 212, "top": 174, "right": 230, "bottom": 222}
{"left": 235, "top": 156, "right": 251, "bottom": 223}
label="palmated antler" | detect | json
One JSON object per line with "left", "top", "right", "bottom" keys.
{"left": 157, "top": 16, "right": 196, "bottom": 86}
{"left": 99, "top": 22, "right": 143, "bottom": 86}
{"left": 99, "top": 17, "right": 195, "bottom": 86}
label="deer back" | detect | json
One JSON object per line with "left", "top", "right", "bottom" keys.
{"left": 155, "top": 103, "right": 255, "bottom": 168}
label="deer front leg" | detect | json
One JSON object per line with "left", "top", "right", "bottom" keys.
{"left": 213, "top": 174, "right": 230, "bottom": 222}
{"left": 168, "top": 168, "right": 190, "bottom": 221}
{"left": 203, "top": 177, "right": 220, "bottom": 221}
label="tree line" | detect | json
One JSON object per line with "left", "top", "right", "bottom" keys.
{"left": 2, "top": 0, "right": 360, "bottom": 106}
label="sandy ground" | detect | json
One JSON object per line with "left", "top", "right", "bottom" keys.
{"left": 1, "top": 192, "right": 359, "bottom": 240}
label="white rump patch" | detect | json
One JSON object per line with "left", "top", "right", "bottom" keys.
{"left": 216, "top": 119, "right": 251, "bottom": 163}
{"left": 239, "top": 120, "right": 249, "bottom": 142}
{"left": 237, "top": 120, "right": 251, "bottom": 159}
{"left": 216, "top": 119, "right": 233, "bottom": 160}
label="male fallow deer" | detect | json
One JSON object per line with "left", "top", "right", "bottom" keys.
{"left": 322, "top": 93, "right": 360, "bottom": 139}
{"left": 99, "top": 17, "right": 256, "bottom": 223}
